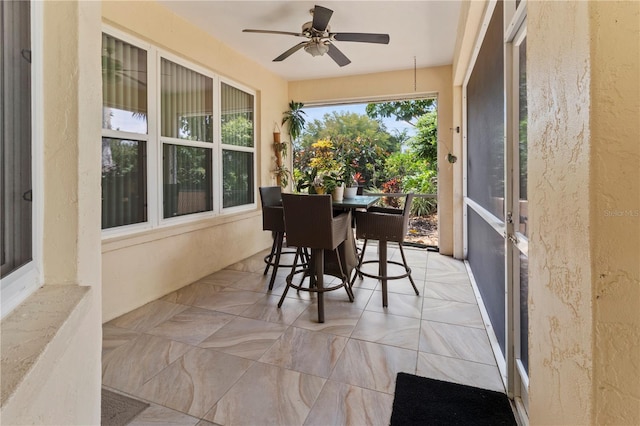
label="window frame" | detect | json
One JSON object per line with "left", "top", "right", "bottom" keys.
{"left": 101, "top": 27, "right": 154, "bottom": 237}
{"left": 219, "top": 77, "right": 257, "bottom": 214}
{"left": 1, "top": 0, "right": 43, "bottom": 319}
{"left": 101, "top": 26, "right": 257, "bottom": 238}
{"left": 157, "top": 50, "right": 218, "bottom": 225}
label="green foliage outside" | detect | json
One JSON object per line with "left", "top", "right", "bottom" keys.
{"left": 292, "top": 99, "right": 439, "bottom": 216}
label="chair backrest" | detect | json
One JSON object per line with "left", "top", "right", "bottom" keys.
{"left": 401, "top": 193, "right": 414, "bottom": 235}
{"left": 259, "top": 186, "right": 282, "bottom": 208}
{"left": 281, "top": 193, "right": 345, "bottom": 250}
{"left": 355, "top": 193, "right": 414, "bottom": 243}
{"left": 259, "top": 186, "right": 284, "bottom": 232}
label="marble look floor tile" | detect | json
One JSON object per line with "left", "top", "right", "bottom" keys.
{"left": 350, "top": 275, "right": 380, "bottom": 291}
{"left": 329, "top": 339, "right": 417, "bottom": 394}
{"left": 260, "top": 326, "right": 348, "bottom": 378}
{"left": 416, "top": 352, "right": 505, "bottom": 393}
{"left": 204, "top": 362, "right": 325, "bottom": 426}
{"left": 146, "top": 307, "right": 235, "bottom": 346}
{"left": 225, "top": 250, "right": 270, "bottom": 273}
{"left": 191, "top": 288, "right": 264, "bottom": 315}
{"left": 224, "top": 272, "right": 270, "bottom": 292}
{"left": 394, "top": 246, "right": 429, "bottom": 263}
{"left": 419, "top": 320, "right": 496, "bottom": 365}
{"left": 422, "top": 297, "right": 484, "bottom": 328}
{"left": 304, "top": 380, "right": 393, "bottom": 426}
{"left": 426, "top": 269, "right": 472, "bottom": 286}
{"left": 205, "top": 269, "right": 255, "bottom": 284}
{"left": 198, "top": 316, "right": 288, "bottom": 360}
{"left": 102, "top": 325, "right": 141, "bottom": 358}
{"left": 108, "top": 300, "right": 189, "bottom": 333}
{"left": 239, "top": 294, "right": 308, "bottom": 325}
{"left": 128, "top": 403, "right": 200, "bottom": 426}
{"left": 423, "top": 281, "right": 477, "bottom": 304}
{"left": 195, "top": 421, "right": 219, "bottom": 426}
{"left": 325, "top": 287, "right": 373, "bottom": 311}
{"left": 102, "top": 334, "right": 192, "bottom": 394}
{"left": 137, "top": 347, "right": 253, "bottom": 418}
{"left": 293, "top": 302, "right": 363, "bottom": 337}
{"left": 351, "top": 311, "right": 421, "bottom": 350}
{"left": 427, "top": 253, "right": 468, "bottom": 273}
{"left": 365, "top": 292, "right": 423, "bottom": 319}
{"left": 161, "top": 282, "right": 230, "bottom": 306}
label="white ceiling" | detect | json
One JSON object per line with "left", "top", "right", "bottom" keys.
{"left": 157, "top": 1, "right": 463, "bottom": 81}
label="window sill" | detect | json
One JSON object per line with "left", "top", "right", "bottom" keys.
{"left": 0, "top": 285, "right": 91, "bottom": 407}
{"left": 102, "top": 208, "right": 261, "bottom": 253}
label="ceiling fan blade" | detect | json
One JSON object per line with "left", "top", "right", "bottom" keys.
{"left": 273, "top": 42, "right": 307, "bottom": 62}
{"left": 243, "top": 29, "right": 304, "bottom": 37}
{"left": 333, "top": 32, "right": 390, "bottom": 44}
{"left": 312, "top": 5, "right": 333, "bottom": 32}
{"left": 327, "top": 43, "right": 351, "bottom": 67}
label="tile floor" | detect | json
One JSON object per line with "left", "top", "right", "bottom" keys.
{"left": 102, "top": 244, "right": 504, "bottom": 426}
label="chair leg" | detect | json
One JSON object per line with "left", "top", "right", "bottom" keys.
{"left": 313, "top": 249, "right": 325, "bottom": 323}
{"left": 379, "top": 240, "right": 388, "bottom": 307}
{"left": 357, "top": 239, "right": 368, "bottom": 279}
{"left": 334, "top": 248, "right": 354, "bottom": 302}
{"left": 268, "top": 232, "right": 284, "bottom": 290}
{"left": 277, "top": 247, "right": 301, "bottom": 308}
{"left": 263, "top": 232, "right": 278, "bottom": 276}
{"left": 398, "top": 244, "right": 420, "bottom": 295}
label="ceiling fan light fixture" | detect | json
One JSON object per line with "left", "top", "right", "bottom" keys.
{"left": 304, "top": 41, "right": 329, "bottom": 57}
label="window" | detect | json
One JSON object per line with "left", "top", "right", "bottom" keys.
{"left": 1, "top": 0, "right": 41, "bottom": 318}
{"left": 101, "top": 30, "right": 256, "bottom": 233}
{"left": 101, "top": 33, "right": 148, "bottom": 229}
{"left": 221, "top": 82, "right": 255, "bottom": 208}
{"left": 161, "top": 58, "right": 213, "bottom": 218}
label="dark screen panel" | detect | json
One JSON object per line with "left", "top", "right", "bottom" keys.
{"left": 466, "top": 1, "right": 504, "bottom": 220}
{"left": 468, "top": 209, "right": 506, "bottom": 356}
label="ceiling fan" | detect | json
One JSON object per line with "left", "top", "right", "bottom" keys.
{"left": 242, "top": 5, "right": 390, "bottom": 67}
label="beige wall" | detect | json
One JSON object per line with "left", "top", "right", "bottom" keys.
{"left": 1, "top": 1, "right": 103, "bottom": 424}
{"left": 528, "top": 1, "right": 640, "bottom": 424}
{"left": 101, "top": 1, "right": 289, "bottom": 321}
{"left": 288, "top": 66, "right": 455, "bottom": 255}
{"left": 589, "top": 2, "right": 640, "bottom": 424}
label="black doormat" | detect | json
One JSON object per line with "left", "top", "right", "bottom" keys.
{"left": 390, "top": 373, "right": 517, "bottom": 426}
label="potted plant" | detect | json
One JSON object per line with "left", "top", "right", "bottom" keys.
{"left": 344, "top": 173, "right": 361, "bottom": 199}
{"left": 323, "top": 169, "right": 345, "bottom": 201}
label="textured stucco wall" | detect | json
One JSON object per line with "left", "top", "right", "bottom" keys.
{"left": 101, "top": 1, "right": 288, "bottom": 321}
{"left": 529, "top": 1, "right": 640, "bottom": 424}
{"left": 528, "top": 1, "right": 595, "bottom": 424}
{"left": 590, "top": 2, "right": 640, "bottom": 424}
{"left": 288, "top": 66, "right": 455, "bottom": 255}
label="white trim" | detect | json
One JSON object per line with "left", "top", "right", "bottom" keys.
{"left": 101, "top": 129, "right": 149, "bottom": 141}
{"left": 462, "top": 86, "right": 469, "bottom": 258}
{"left": 465, "top": 198, "right": 506, "bottom": 236}
{"left": 1, "top": 0, "right": 44, "bottom": 319}
{"left": 101, "top": 24, "right": 152, "bottom": 51}
{"left": 32, "top": 0, "right": 43, "bottom": 288}
{"left": 505, "top": 1, "right": 527, "bottom": 43}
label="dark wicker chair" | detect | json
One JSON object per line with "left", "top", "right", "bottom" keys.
{"left": 259, "top": 186, "right": 302, "bottom": 290}
{"left": 278, "top": 193, "right": 354, "bottom": 323}
{"left": 353, "top": 193, "right": 420, "bottom": 307}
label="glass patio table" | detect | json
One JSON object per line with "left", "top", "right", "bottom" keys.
{"left": 332, "top": 194, "right": 380, "bottom": 210}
